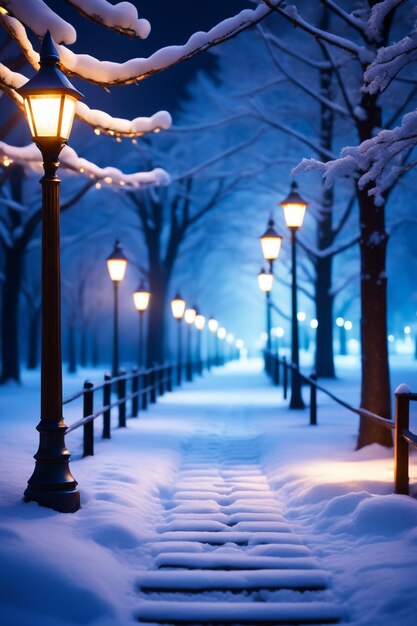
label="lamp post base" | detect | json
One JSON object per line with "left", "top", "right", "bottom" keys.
{"left": 24, "top": 419, "right": 80, "bottom": 513}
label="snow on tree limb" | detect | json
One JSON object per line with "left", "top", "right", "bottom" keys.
{"left": 0, "top": 141, "right": 170, "bottom": 189}
{"left": 2, "top": 3, "right": 275, "bottom": 87}
{"left": 365, "top": 24, "right": 417, "bottom": 94}
{"left": 66, "top": 1, "right": 151, "bottom": 39}
{"left": 294, "top": 109, "right": 417, "bottom": 199}
{"left": 0, "top": 0, "right": 77, "bottom": 44}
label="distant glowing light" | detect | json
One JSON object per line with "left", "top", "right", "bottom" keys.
{"left": 95, "top": 182, "right": 102, "bottom": 189}
{"left": 104, "top": 176, "right": 112, "bottom": 184}
{"left": 344, "top": 320, "right": 352, "bottom": 331}
{"left": 236, "top": 339, "right": 244, "bottom": 349}
{"left": 217, "top": 327, "right": 227, "bottom": 340}
{"left": 404, "top": 326, "right": 411, "bottom": 335}
{"left": 388, "top": 334, "right": 395, "bottom": 343}
{"left": 94, "top": 128, "right": 100, "bottom": 135}
{"left": 336, "top": 317, "right": 344, "bottom": 327}
{"left": 276, "top": 327, "right": 284, "bottom": 338}
{"left": 260, "top": 332, "right": 268, "bottom": 342}
{"left": 297, "top": 311, "right": 306, "bottom": 322}
{"left": 226, "top": 333, "right": 234, "bottom": 344}
{"left": 310, "top": 319, "right": 318, "bottom": 329}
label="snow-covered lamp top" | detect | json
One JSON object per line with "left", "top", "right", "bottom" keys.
{"left": 133, "top": 281, "right": 150, "bottom": 312}
{"left": 171, "top": 294, "right": 186, "bottom": 320}
{"left": 280, "top": 182, "right": 308, "bottom": 230}
{"left": 257, "top": 268, "right": 274, "bottom": 293}
{"left": 208, "top": 317, "right": 219, "bottom": 333}
{"left": 195, "top": 314, "right": 205, "bottom": 331}
{"left": 107, "top": 240, "right": 127, "bottom": 282}
{"left": 260, "top": 218, "right": 282, "bottom": 262}
{"left": 184, "top": 307, "right": 197, "bottom": 325}
{"left": 18, "top": 32, "right": 83, "bottom": 143}
{"left": 217, "top": 327, "right": 227, "bottom": 340}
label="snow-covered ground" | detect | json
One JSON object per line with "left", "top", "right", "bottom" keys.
{"left": 0, "top": 357, "right": 416, "bottom": 625}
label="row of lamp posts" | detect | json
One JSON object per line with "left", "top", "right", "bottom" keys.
{"left": 257, "top": 182, "right": 308, "bottom": 410}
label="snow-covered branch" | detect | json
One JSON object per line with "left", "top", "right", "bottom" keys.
{"left": 298, "top": 233, "right": 360, "bottom": 260}
{"left": 0, "top": 141, "right": 169, "bottom": 189}
{"left": 65, "top": 1, "right": 151, "bottom": 39}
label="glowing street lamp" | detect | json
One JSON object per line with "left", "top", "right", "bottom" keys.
{"left": 195, "top": 312, "right": 205, "bottom": 373}
{"left": 260, "top": 218, "right": 282, "bottom": 271}
{"left": 280, "top": 181, "right": 308, "bottom": 409}
{"left": 336, "top": 316, "right": 347, "bottom": 355}
{"left": 258, "top": 267, "right": 273, "bottom": 354}
{"left": 107, "top": 240, "right": 127, "bottom": 377}
{"left": 171, "top": 293, "right": 186, "bottom": 385}
{"left": 133, "top": 281, "right": 150, "bottom": 368}
{"left": 19, "top": 32, "right": 83, "bottom": 512}
{"left": 184, "top": 306, "right": 197, "bottom": 381}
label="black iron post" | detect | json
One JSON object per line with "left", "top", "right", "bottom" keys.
{"left": 138, "top": 310, "right": 145, "bottom": 368}
{"left": 196, "top": 330, "right": 202, "bottom": 375}
{"left": 24, "top": 143, "right": 80, "bottom": 512}
{"left": 266, "top": 291, "right": 272, "bottom": 353}
{"left": 186, "top": 323, "right": 193, "bottom": 381}
{"left": 112, "top": 281, "right": 119, "bottom": 377}
{"left": 290, "top": 229, "right": 304, "bottom": 409}
{"left": 177, "top": 319, "right": 182, "bottom": 385}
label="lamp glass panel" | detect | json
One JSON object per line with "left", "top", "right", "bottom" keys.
{"left": 24, "top": 100, "right": 36, "bottom": 137}
{"left": 208, "top": 319, "right": 219, "bottom": 333}
{"left": 261, "top": 236, "right": 282, "bottom": 261}
{"left": 257, "top": 272, "right": 274, "bottom": 293}
{"left": 171, "top": 299, "right": 186, "bottom": 319}
{"left": 60, "top": 96, "right": 77, "bottom": 140}
{"left": 184, "top": 309, "right": 196, "bottom": 324}
{"left": 282, "top": 203, "right": 306, "bottom": 229}
{"left": 27, "top": 95, "right": 62, "bottom": 138}
{"left": 107, "top": 258, "right": 127, "bottom": 282}
{"left": 133, "top": 291, "right": 150, "bottom": 312}
{"left": 195, "top": 315, "right": 205, "bottom": 330}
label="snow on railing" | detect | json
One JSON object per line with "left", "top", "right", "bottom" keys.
{"left": 264, "top": 351, "right": 417, "bottom": 497}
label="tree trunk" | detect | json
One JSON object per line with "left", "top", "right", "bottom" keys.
{"left": 0, "top": 243, "right": 24, "bottom": 383}
{"left": 80, "top": 325, "right": 87, "bottom": 367}
{"left": 27, "top": 308, "right": 40, "bottom": 370}
{"left": 147, "top": 269, "right": 167, "bottom": 366}
{"left": 67, "top": 324, "right": 77, "bottom": 374}
{"left": 356, "top": 186, "right": 392, "bottom": 448}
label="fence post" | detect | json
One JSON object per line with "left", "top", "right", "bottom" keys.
{"left": 118, "top": 370, "right": 127, "bottom": 427}
{"left": 167, "top": 364, "right": 173, "bottom": 392}
{"left": 283, "top": 356, "right": 288, "bottom": 400}
{"left": 141, "top": 371, "right": 148, "bottom": 410}
{"left": 310, "top": 372, "right": 317, "bottom": 426}
{"left": 83, "top": 380, "right": 94, "bottom": 457}
{"left": 394, "top": 389, "right": 410, "bottom": 495}
{"left": 159, "top": 365, "right": 165, "bottom": 396}
{"left": 132, "top": 367, "right": 139, "bottom": 417}
{"left": 273, "top": 355, "right": 280, "bottom": 386}
{"left": 102, "top": 373, "right": 111, "bottom": 439}
{"left": 150, "top": 366, "right": 157, "bottom": 403}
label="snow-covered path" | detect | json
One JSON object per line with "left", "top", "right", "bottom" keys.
{"left": 1, "top": 358, "right": 417, "bottom": 626}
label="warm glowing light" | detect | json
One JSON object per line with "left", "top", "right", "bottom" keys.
{"left": 2, "top": 157, "right": 12, "bottom": 167}
{"left": 94, "top": 128, "right": 101, "bottom": 135}
{"left": 208, "top": 318, "right": 219, "bottom": 333}
{"left": 260, "top": 332, "right": 268, "bottom": 342}
{"left": 344, "top": 320, "right": 352, "bottom": 331}
{"left": 104, "top": 176, "right": 113, "bottom": 184}
{"left": 310, "top": 319, "right": 318, "bottom": 329}
{"left": 260, "top": 219, "right": 282, "bottom": 262}
{"left": 0, "top": 7, "right": 9, "bottom": 14}
{"left": 217, "top": 327, "right": 227, "bottom": 340}
{"left": 404, "top": 325, "right": 411, "bottom": 335}
{"left": 336, "top": 317, "right": 344, "bottom": 327}
{"left": 226, "top": 333, "right": 234, "bottom": 344}
{"left": 107, "top": 240, "right": 127, "bottom": 282}
{"left": 195, "top": 314, "right": 205, "bottom": 331}
{"left": 133, "top": 283, "right": 150, "bottom": 312}
{"left": 184, "top": 308, "right": 197, "bottom": 325}
{"left": 257, "top": 268, "right": 274, "bottom": 293}
{"left": 236, "top": 339, "right": 244, "bottom": 349}
{"left": 171, "top": 294, "right": 186, "bottom": 320}
{"left": 280, "top": 181, "right": 308, "bottom": 230}
{"left": 95, "top": 182, "right": 102, "bottom": 189}
{"left": 297, "top": 311, "right": 306, "bottom": 322}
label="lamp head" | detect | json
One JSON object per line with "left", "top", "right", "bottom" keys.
{"left": 133, "top": 280, "right": 150, "bottom": 312}
{"left": 260, "top": 218, "right": 282, "bottom": 262}
{"left": 107, "top": 240, "right": 127, "bottom": 282}
{"left": 171, "top": 293, "right": 186, "bottom": 320}
{"left": 257, "top": 267, "right": 274, "bottom": 293}
{"left": 280, "top": 181, "right": 308, "bottom": 230}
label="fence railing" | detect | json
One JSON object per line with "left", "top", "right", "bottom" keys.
{"left": 264, "top": 351, "right": 417, "bottom": 496}
{"left": 63, "top": 357, "right": 225, "bottom": 458}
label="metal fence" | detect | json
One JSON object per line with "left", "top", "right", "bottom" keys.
{"left": 264, "top": 351, "right": 417, "bottom": 496}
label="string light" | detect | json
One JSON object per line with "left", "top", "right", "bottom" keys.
{"left": 94, "top": 128, "right": 100, "bottom": 135}
{"left": 95, "top": 182, "right": 102, "bottom": 189}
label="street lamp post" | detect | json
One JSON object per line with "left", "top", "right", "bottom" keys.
{"left": 280, "top": 181, "right": 307, "bottom": 409}
{"left": 195, "top": 312, "right": 205, "bottom": 373}
{"left": 107, "top": 241, "right": 127, "bottom": 377}
{"left": 133, "top": 281, "right": 151, "bottom": 368}
{"left": 257, "top": 267, "right": 274, "bottom": 355}
{"left": 19, "top": 32, "right": 83, "bottom": 512}
{"left": 171, "top": 294, "right": 186, "bottom": 385}
{"left": 208, "top": 317, "right": 219, "bottom": 367}
{"left": 184, "top": 306, "right": 197, "bottom": 381}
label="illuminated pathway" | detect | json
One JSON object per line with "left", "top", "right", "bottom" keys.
{"left": 135, "top": 360, "right": 344, "bottom": 625}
